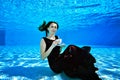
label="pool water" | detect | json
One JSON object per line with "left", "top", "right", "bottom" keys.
{"left": 0, "top": 0, "right": 120, "bottom": 80}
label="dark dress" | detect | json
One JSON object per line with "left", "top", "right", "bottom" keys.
{"left": 43, "top": 36, "right": 101, "bottom": 80}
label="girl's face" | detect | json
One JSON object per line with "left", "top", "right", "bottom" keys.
{"left": 47, "top": 23, "right": 58, "bottom": 34}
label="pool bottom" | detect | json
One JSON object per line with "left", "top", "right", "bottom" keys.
{"left": 0, "top": 46, "right": 120, "bottom": 80}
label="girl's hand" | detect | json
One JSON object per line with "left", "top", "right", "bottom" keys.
{"left": 52, "top": 39, "right": 62, "bottom": 47}
{"left": 58, "top": 43, "right": 66, "bottom": 47}
{"left": 55, "top": 39, "right": 62, "bottom": 44}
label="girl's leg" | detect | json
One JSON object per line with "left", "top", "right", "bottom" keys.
{"left": 61, "top": 45, "right": 100, "bottom": 79}
{"left": 61, "top": 45, "right": 83, "bottom": 78}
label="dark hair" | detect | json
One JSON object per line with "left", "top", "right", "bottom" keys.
{"left": 38, "top": 21, "right": 59, "bottom": 36}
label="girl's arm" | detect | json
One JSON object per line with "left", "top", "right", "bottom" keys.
{"left": 40, "top": 38, "right": 60, "bottom": 60}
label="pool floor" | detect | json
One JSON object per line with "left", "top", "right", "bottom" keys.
{"left": 0, "top": 46, "right": 120, "bottom": 80}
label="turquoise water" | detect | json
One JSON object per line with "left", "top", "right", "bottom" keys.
{"left": 0, "top": 46, "right": 120, "bottom": 80}
{"left": 0, "top": 0, "right": 120, "bottom": 80}
{"left": 0, "top": 0, "right": 120, "bottom": 46}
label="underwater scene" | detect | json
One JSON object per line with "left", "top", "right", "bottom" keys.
{"left": 0, "top": 0, "right": 120, "bottom": 80}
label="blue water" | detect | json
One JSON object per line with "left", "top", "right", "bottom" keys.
{"left": 0, "top": 0, "right": 120, "bottom": 46}
{"left": 0, "top": 0, "right": 120, "bottom": 80}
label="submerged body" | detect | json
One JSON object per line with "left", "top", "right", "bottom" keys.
{"left": 39, "top": 21, "right": 101, "bottom": 80}
{"left": 43, "top": 36, "right": 100, "bottom": 80}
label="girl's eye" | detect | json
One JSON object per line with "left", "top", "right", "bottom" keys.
{"left": 51, "top": 26, "right": 57, "bottom": 28}
{"left": 54, "top": 26, "right": 57, "bottom": 28}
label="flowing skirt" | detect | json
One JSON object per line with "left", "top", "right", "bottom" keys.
{"left": 49, "top": 45, "right": 101, "bottom": 80}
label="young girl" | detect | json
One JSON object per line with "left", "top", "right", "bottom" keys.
{"left": 38, "top": 21, "right": 101, "bottom": 80}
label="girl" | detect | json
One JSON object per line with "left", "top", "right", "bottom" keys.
{"left": 38, "top": 21, "right": 101, "bottom": 80}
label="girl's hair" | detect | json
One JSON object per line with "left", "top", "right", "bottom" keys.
{"left": 38, "top": 21, "right": 59, "bottom": 36}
